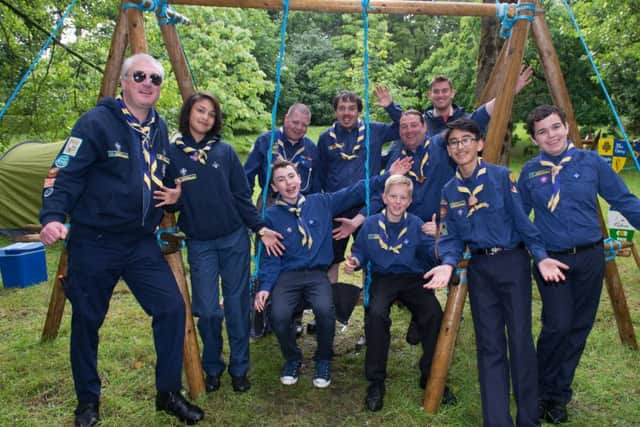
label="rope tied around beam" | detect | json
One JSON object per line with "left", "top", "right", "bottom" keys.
{"left": 122, "top": 0, "right": 157, "bottom": 13}
{"left": 156, "top": 0, "right": 189, "bottom": 26}
{"left": 496, "top": 2, "right": 535, "bottom": 39}
{"left": 604, "top": 237, "right": 623, "bottom": 262}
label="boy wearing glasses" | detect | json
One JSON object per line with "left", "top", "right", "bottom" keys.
{"left": 39, "top": 54, "right": 204, "bottom": 426}
{"left": 423, "top": 118, "right": 567, "bottom": 427}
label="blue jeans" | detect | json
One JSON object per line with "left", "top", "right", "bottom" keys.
{"left": 270, "top": 270, "right": 335, "bottom": 362}
{"left": 187, "top": 227, "right": 251, "bottom": 377}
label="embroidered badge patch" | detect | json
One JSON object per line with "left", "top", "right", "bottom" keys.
{"left": 62, "top": 137, "right": 83, "bottom": 157}
{"left": 54, "top": 154, "right": 70, "bottom": 168}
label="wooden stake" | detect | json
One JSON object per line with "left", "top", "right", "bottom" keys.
{"left": 531, "top": 0, "right": 637, "bottom": 350}
{"left": 41, "top": 249, "right": 68, "bottom": 341}
{"left": 157, "top": 17, "right": 204, "bottom": 398}
{"left": 170, "top": 0, "right": 515, "bottom": 17}
{"left": 126, "top": 6, "right": 148, "bottom": 54}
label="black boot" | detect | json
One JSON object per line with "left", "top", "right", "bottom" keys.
{"left": 156, "top": 391, "right": 204, "bottom": 425}
{"left": 74, "top": 402, "right": 99, "bottom": 427}
{"left": 365, "top": 382, "right": 385, "bottom": 412}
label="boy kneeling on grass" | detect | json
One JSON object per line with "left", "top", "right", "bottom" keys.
{"left": 344, "top": 174, "right": 456, "bottom": 412}
{"left": 254, "top": 158, "right": 410, "bottom": 389}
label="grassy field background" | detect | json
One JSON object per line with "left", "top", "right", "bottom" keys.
{"left": 1, "top": 129, "right": 639, "bottom": 426}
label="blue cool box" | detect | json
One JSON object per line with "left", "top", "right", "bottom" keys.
{"left": 0, "top": 242, "right": 48, "bottom": 288}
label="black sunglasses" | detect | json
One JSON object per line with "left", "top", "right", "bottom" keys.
{"left": 131, "top": 70, "right": 163, "bottom": 86}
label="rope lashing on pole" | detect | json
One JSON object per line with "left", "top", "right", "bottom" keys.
{"left": 560, "top": 0, "right": 640, "bottom": 172}
{"left": 0, "top": 0, "right": 79, "bottom": 123}
{"left": 495, "top": 1, "right": 535, "bottom": 39}
{"left": 156, "top": 0, "right": 190, "bottom": 25}
{"left": 252, "top": 0, "right": 291, "bottom": 280}
{"left": 604, "top": 237, "right": 624, "bottom": 262}
{"left": 361, "top": 0, "right": 374, "bottom": 307}
{"left": 122, "top": 0, "right": 158, "bottom": 13}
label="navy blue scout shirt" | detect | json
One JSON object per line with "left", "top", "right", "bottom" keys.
{"left": 39, "top": 97, "right": 172, "bottom": 235}
{"left": 351, "top": 212, "right": 437, "bottom": 274}
{"left": 317, "top": 103, "right": 403, "bottom": 193}
{"left": 518, "top": 145, "right": 640, "bottom": 251}
{"left": 438, "top": 162, "right": 548, "bottom": 267}
{"left": 168, "top": 133, "right": 266, "bottom": 240}
{"left": 367, "top": 106, "right": 491, "bottom": 222}
{"left": 258, "top": 176, "right": 385, "bottom": 292}
{"left": 424, "top": 104, "right": 491, "bottom": 138}
{"left": 244, "top": 129, "right": 320, "bottom": 195}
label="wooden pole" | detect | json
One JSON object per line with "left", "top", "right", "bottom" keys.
{"left": 475, "top": 42, "right": 509, "bottom": 107}
{"left": 157, "top": 17, "right": 205, "bottom": 398}
{"left": 99, "top": 1, "right": 129, "bottom": 100}
{"left": 126, "top": 6, "right": 148, "bottom": 54}
{"left": 531, "top": 1, "right": 637, "bottom": 350}
{"left": 631, "top": 244, "right": 640, "bottom": 270}
{"left": 423, "top": 1, "right": 533, "bottom": 414}
{"left": 41, "top": 249, "right": 68, "bottom": 341}
{"left": 423, "top": 263, "right": 467, "bottom": 413}
{"left": 170, "top": 0, "right": 515, "bottom": 17}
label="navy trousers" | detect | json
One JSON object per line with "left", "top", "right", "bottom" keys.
{"left": 187, "top": 227, "right": 251, "bottom": 378}
{"left": 468, "top": 248, "right": 539, "bottom": 427}
{"left": 270, "top": 270, "right": 335, "bottom": 362}
{"left": 533, "top": 243, "right": 605, "bottom": 404}
{"left": 365, "top": 273, "right": 443, "bottom": 384}
{"left": 66, "top": 229, "right": 185, "bottom": 404}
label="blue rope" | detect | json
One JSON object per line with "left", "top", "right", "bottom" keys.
{"left": 0, "top": 0, "right": 79, "bottom": 123}
{"left": 560, "top": 0, "right": 640, "bottom": 172}
{"left": 252, "top": 0, "right": 290, "bottom": 280}
{"left": 496, "top": 2, "right": 535, "bottom": 39}
{"left": 156, "top": 0, "right": 187, "bottom": 26}
{"left": 361, "top": 0, "right": 374, "bottom": 307}
{"left": 122, "top": 0, "right": 157, "bottom": 12}
{"left": 156, "top": 227, "right": 185, "bottom": 249}
{"left": 603, "top": 237, "right": 622, "bottom": 262}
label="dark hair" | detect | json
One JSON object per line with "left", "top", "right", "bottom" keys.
{"left": 270, "top": 159, "right": 298, "bottom": 184}
{"left": 401, "top": 109, "right": 425, "bottom": 124}
{"left": 429, "top": 76, "right": 453, "bottom": 90}
{"left": 444, "top": 118, "right": 482, "bottom": 142}
{"left": 526, "top": 105, "right": 567, "bottom": 137}
{"left": 332, "top": 91, "right": 363, "bottom": 112}
{"left": 178, "top": 91, "right": 223, "bottom": 138}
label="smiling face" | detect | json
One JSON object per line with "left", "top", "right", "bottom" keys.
{"left": 446, "top": 128, "right": 484, "bottom": 175}
{"left": 271, "top": 164, "right": 302, "bottom": 204}
{"left": 120, "top": 57, "right": 163, "bottom": 118}
{"left": 188, "top": 98, "right": 216, "bottom": 142}
{"left": 382, "top": 182, "right": 412, "bottom": 222}
{"left": 428, "top": 80, "right": 455, "bottom": 113}
{"left": 399, "top": 113, "right": 427, "bottom": 151}
{"left": 335, "top": 99, "right": 360, "bottom": 130}
{"left": 283, "top": 110, "right": 310, "bottom": 143}
{"left": 530, "top": 113, "right": 570, "bottom": 156}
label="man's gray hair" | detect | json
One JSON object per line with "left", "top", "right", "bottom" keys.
{"left": 120, "top": 53, "right": 165, "bottom": 80}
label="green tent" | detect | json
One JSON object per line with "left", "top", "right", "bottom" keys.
{"left": 0, "top": 141, "right": 64, "bottom": 231}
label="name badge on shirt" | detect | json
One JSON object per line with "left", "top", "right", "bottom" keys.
{"left": 107, "top": 150, "right": 129, "bottom": 159}
{"left": 449, "top": 200, "right": 466, "bottom": 209}
{"left": 367, "top": 233, "right": 380, "bottom": 240}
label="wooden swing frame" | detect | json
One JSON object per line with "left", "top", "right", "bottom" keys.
{"left": 40, "top": 0, "right": 637, "bottom": 414}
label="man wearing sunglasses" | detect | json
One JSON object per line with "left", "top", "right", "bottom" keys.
{"left": 39, "top": 53, "right": 204, "bottom": 426}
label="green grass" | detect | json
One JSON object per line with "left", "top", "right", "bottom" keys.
{"left": 1, "top": 136, "right": 640, "bottom": 426}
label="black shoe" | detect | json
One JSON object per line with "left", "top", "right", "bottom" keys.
{"left": 74, "top": 402, "right": 99, "bottom": 427}
{"left": 156, "top": 391, "right": 204, "bottom": 425}
{"left": 538, "top": 399, "right": 550, "bottom": 421}
{"left": 205, "top": 374, "right": 221, "bottom": 393}
{"left": 441, "top": 385, "right": 457, "bottom": 406}
{"left": 365, "top": 382, "right": 385, "bottom": 412}
{"left": 545, "top": 400, "right": 568, "bottom": 424}
{"left": 231, "top": 374, "right": 251, "bottom": 393}
{"left": 405, "top": 320, "right": 421, "bottom": 345}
